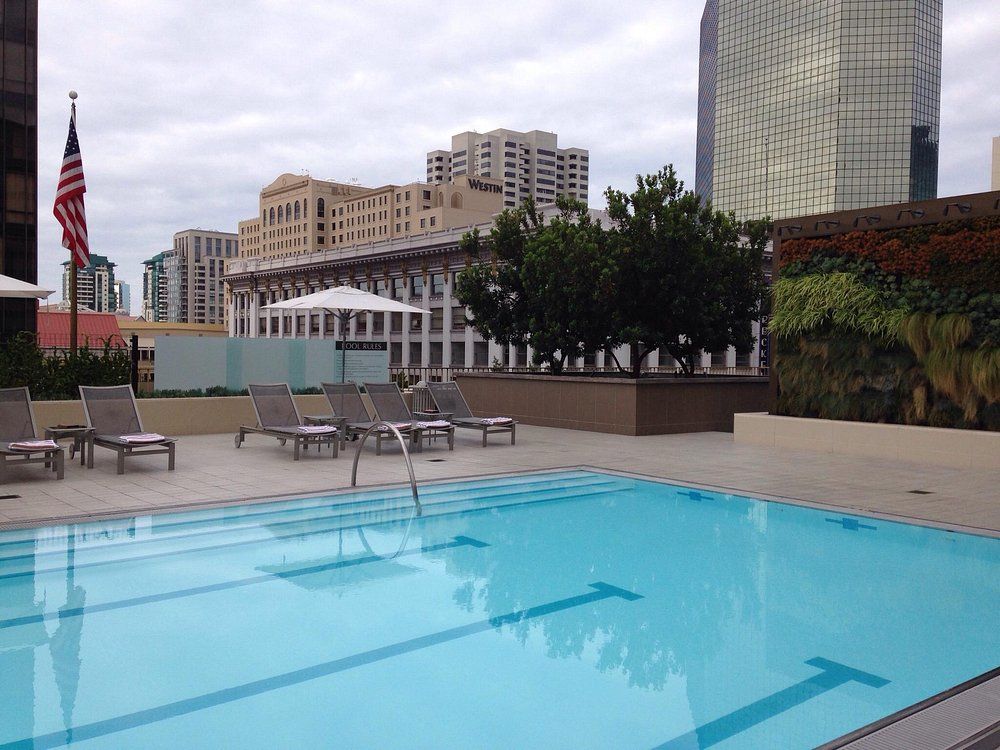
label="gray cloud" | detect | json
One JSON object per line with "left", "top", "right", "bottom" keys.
{"left": 36, "top": 1, "right": 999, "bottom": 299}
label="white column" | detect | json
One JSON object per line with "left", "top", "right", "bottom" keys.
{"left": 318, "top": 309, "right": 325, "bottom": 339}
{"left": 251, "top": 290, "right": 260, "bottom": 338}
{"left": 488, "top": 339, "right": 503, "bottom": 368}
{"left": 442, "top": 275, "right": 453, "bottom": 367}
{"left": 464, "top": 318, "right": 474, "bottom": 368}
{"left": 421, "top": 280, "right": 430, "bottom": 369}
{"left": 228, "top": 292, "right": 237, "bottom": 336}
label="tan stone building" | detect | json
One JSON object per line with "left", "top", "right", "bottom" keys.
{"left": 426, "top": 128, "right": 590, "bottom": 209}
{"left": 237, "top": 173, "right": 503, "bottom": 261}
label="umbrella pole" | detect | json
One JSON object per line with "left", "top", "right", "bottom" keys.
{"left": 340, "top": 310, "right": 348, "bottom": 383}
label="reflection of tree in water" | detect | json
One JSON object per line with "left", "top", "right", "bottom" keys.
{"left": 444, "top": 491, "right": 765, "bottom": 691}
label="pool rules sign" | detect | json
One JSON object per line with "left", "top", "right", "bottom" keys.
{"left": 333, "top": 341, "right": 389, "bottom": 384}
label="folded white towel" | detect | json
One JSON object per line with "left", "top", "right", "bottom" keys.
{"left": 297, "top": 425, "right": 337, "bottom": 434}
{"left": 121, "top": 433, "right": 167, "bottom": 444}
{"left": 481, "top": 417, "right": 513, "bottom": 425}
{"left": 417, "top": 420, "right": 451, "bottom": 429}
{"left": 376, "top": 422, "right": 412, "bottom": 431}
{"left": 8, "top": 439, "right": 59, "bottom": 451}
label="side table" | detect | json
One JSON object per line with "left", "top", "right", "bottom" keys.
{"left": 303, "top": 414, "right": 349, "bottom": 449}
{"left": 44, "top": 425, "right": 95, "bottom": 469}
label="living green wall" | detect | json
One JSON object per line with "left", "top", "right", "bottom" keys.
{"left": 772, "top": 215, "right": 1000, "bottom": 431}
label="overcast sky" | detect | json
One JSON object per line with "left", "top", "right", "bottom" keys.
{"left": 36, "top": 1, "right": 1000, "bottom": 303}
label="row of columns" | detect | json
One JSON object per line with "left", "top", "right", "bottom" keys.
{"left": 227, "top": 284, "right": 763, "bottom": 370}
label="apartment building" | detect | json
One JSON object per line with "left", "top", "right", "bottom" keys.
{"left": 238, "top": 173, "right": 503, "bottom": 261}
{"left": 61, "top": 254, "right": 116, "bottom": 312}
{"left": 141, "top": 252, "right": 168, "bottom": 321}
{"left": 113, "top": 280, "right": 131, "bottom": 315}
{"left": 164, "top": 230, "right": 238, "bottom": 324}
{"left": 426, "top": 129, "right": 590, "bottom": 209}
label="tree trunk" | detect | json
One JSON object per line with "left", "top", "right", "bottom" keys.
{"left": 631, "top": 347, "right": 654, "bottom": 379}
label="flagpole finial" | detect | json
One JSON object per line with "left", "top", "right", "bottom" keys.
{"left": 68, "top": 90, "right": 78, "bottom": 100}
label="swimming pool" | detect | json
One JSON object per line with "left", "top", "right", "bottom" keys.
{"left": 0, "top": 469, "right": 997, "bottom": 749}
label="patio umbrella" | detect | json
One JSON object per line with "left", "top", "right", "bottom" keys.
{"left": 263, "top": 285, "right": 429, "bottom": 382}
{"left": 0, "top": 273, "right": 54, "bottom": 299}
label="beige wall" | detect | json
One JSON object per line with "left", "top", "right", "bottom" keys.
{"left": 34, "top": 395, "right": 331, "bottom": 437}
{"left": 734, "top": 413, "right": 1000, "bottom": 470}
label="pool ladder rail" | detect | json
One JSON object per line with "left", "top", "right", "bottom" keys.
{"left": 350, "top": 421, "right": 422, "bottom": 516}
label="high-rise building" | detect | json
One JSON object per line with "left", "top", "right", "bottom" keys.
{"left": 61, "top": 254, "right": 116, "bottom": 312}
{"left": 699, "top": 0, "right": 942, "bottom": 220}
{"left": 238, "top": 173, "right": 504, "bottom": 260}
{"left": 426, "top": 129, "right": 589, "bottom": 209}
{"left": 113, "top": 280, "right": 131, "bottom": 315}
{"left": 164, "top": 230, "right": 237, "bottom": 324}
{"left": 141, "top": 252, "right": 167, "bottom": 321}
{"left": 695, "top": 0, "right": 718, "bottom": 202}
{"left": 0, "top": 0, "right": 38, "bottom": 340}
{"left": 991, "top": 137, "right": 1000, "bottom": 191}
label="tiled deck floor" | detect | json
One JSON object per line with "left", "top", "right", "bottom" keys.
{"left": 0, "top": 427, "right": 997, "bottom": 534}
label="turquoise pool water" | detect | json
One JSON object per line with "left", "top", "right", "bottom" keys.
{"left": 0, "top": 469, "right": 997, "bottom": 749}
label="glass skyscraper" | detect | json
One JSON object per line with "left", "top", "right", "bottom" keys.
{"left": 0, "top": 0, "right": 38, "bottom": 339}
{"left": 697, "top": 0, "right": 942, "bottom": 220}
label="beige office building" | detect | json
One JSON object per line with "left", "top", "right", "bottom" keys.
{"left": 237, "top": 173, "right": 503, "bottom": 261}
{"left": 426, "top": 128, "right": 590, "bottom": 209}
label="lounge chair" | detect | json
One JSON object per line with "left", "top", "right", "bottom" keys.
{"left": 427, "top": 381, "right": 516, "bottom": 446}
{"left": 0, "top": 386, "right": 65, "bottom": 482}
{"left": 320, "top": 382, "right": 416, "bottom": 455}
{"left": 79, "top": 385, "right": 175, "bottom": 475}
{"left": 237, "top": 383, "right": 338, "bottom": 460}
{"left": 364, "top": 382, "right": 454, "bottom": 452}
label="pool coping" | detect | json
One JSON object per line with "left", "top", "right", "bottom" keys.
{"left": 1, "top": 463, "right": 998, "bottom": 540}
{"left": 1, "top": 464, "right": 997, "bottom": 749}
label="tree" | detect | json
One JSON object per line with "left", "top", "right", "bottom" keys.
{"left": 456, "top": 197, "right": 616, "bottom": 374}
{"left": 605, "top": 165, "right": 769, "bottom": 377}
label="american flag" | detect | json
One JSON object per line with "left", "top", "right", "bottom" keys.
{"left": 53, "top": 113, "right": 90, "bottom": 268}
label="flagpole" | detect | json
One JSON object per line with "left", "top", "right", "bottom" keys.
{"left": 68, "top": 91, "right": 78, "bottom": 355}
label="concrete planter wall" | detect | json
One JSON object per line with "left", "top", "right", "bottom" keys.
{"left": 32, "top": 395, "right": 331, "bottom": 437}
{"left": 734, "top": 412, "right": 1000, "bottom": 470}
{"left": 455, "top": 372, "right": 770, "bottom": 435}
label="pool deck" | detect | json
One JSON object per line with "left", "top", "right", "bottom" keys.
{"left": 1, "top": 426, "right": 997, "bottom": 534}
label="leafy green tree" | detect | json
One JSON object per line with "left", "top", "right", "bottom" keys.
{"left": 605, "top": 165, "right": 769, "bottom": 377}
{"left": 456, "top": 197, "right": 616, "bottom": 373}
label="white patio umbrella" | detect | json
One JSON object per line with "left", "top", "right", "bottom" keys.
{"left": 0, "top": 273, "right": 54, "bottom": 299}
{"left": 263, "top": 285, "right": 429, "bottom": 382}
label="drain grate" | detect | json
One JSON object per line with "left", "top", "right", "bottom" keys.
{"left": 0, "top": 494, "right": 20, "bottom": 500}
{"left": 426, "top": 459, "right": 446, "bottom": 463}
{"left": 908, "top": 489, "right": 934, "bottom": 495}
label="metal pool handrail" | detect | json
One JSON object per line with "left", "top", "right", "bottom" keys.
{"left": 351, "top": 421, "right": 422, "bottom": 515}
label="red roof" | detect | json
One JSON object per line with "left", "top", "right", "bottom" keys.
{"left": 37, "top": 311, "right": 127, "bottom": 350}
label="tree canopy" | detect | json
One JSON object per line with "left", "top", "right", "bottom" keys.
{"left": 456, "top": 166, "right": 769, "bottom": 377}
{"left": 456, "top": 197, "right": 615, "bottom": 373}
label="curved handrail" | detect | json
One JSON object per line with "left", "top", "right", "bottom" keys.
{"left": 351, "top": 421, "right": 421, "bottom": 515}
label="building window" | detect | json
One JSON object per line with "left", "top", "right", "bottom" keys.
{"left": 277, "top": 205, "right": 283, "bottom": 223}
{"left": 409, "top": 342, "right": 422, "bottom": 366}
{"left": 317, "top": 198, "right": 325, "bottom": 217}
{"left": 430, "top": 273, "right": 444, "bottom": 296}
{"left": 294, "top": 201, "right": 301, "bottom": 220}
{"left": 392, "top": 278, "right": 405, "bottom": 300}
{"left": 429, "top": 216, "right": 436, "bottom": 227}
{"left": 390, "top": 342, "right": 402, "bottom": 364}
{"left": 410, "top": 275, "right": 424, "bottom": 297}
{"left": 430, "top": 308, "right": 443, "bottom": 331}
{"left": 391, "top": 312, "right": 403, "bottom": 332}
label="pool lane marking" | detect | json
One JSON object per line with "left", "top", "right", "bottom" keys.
{"left": 0, "top": 536, "right": 489, "bottom": 630}
{"left": 0, "top": 581, "right": 643, "bottom": 750}
{"left": 0, "top": 470, "right": 602, "bottom": 551}
{"left": 0, "top": 479, "right": 621, "bottom": 571}
{"left": 826, "top": 517, "right": 878, "bottom": 531}
{"left": 650, "top": 657, "right": 890, "bottom": 750}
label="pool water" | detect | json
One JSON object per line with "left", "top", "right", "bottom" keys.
{"left": 0, "top": 470, "right": 997, "bottom": 749}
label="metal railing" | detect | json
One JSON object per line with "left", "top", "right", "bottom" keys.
{"left": 390, "top": 364, "right": 769, "bottom": 385}
{"left": 350, "top": 421, "right": 421, "bottom": 515}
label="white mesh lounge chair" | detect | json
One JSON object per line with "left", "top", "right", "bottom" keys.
{"left": 237, "top": 383, "right": 339, "bottom": 460}
{"left": 320, "top": 382, "right": 416, "bottom": 456}
{"left": 427, "top": 381, "right": 516, "bottom": 446}
{"left": 364, "top": 382, "right": 454, "bottom": 452}
{"left": 0, "top": 386, "right": 64, "bottom": 482}
{"left": 79, "top": 385, "right": 175, "bottom": 475}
